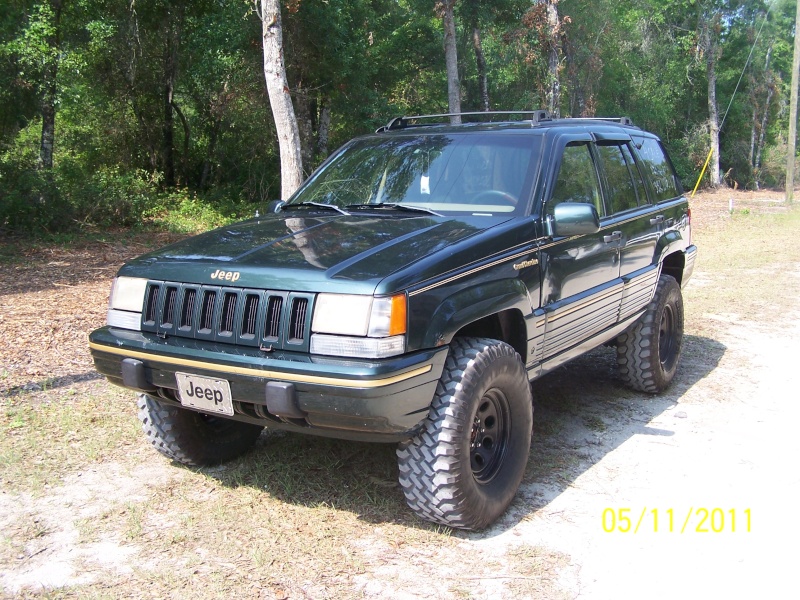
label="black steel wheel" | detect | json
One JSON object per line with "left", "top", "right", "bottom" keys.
{"left": 617, "top": 274, "right": 684, "bottom": 393}
{"left": 137, "top": 393, "right": 263, "bottom": 466}
{"left": 470, "top": 389, "right": 512, "bottom": 483}
{"left": 397, "top": 338, "right": 533, "bottom": 530}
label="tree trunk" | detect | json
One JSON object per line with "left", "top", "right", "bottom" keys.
{"left": 200, "top": 119, "right": 220, "bottom": 190}
{"left": 788, "top": 0, "right": 800, "bottom": 203}
{"left": 749, "top": 101, "right": 757, "bottom": 169}
{"left": 295, "top": 82, "right": 314, "bottom": 176}
{"left": 540, "top": 0, "right": 561, "bottom": 117}
{"left": 317, "top": 97, "right": 331, "bottom": 160}
{"left": 442, "top": 1, "right": 461, "bottom": 124}
{"left": 753, "top": 45, "right": 774, "bottom": 190}
{"left": 172, "top": 100, "right": 190, "bottom": 186}
{"left": 38, "top": 0, "right": 63, "bottom": 174}
{"left": 472, "top": 27, "right": 489, "bottom": 112}
{"left": 701, "top": 12, "right": 721, "bottom": 187}
{"left": 162, "top": 7, "right": 181, "bottom": 188}
{"left": 259, "top": 0, "right": 304, "bottom": 199}
{"left": 754, "top": 86, "right": 774, "bottom": 172}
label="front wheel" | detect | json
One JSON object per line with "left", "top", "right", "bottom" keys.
{"left": 616, "top": 274, "right": 684, "bottom": 393}
{"left": 137, "top": 393, "right": 263, "bottom": 466}
{"left": 396, "top": 338, "right": 533, "bottom": 530}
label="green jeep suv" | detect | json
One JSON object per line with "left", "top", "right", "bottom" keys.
{"left": 90, "top": 111, "right": 697, "bottom": 529}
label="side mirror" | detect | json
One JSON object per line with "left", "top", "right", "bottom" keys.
{"left": 549, "top": 202, "right": 600, "bottom": 237}
{"left": 266, "top": 200, "right": 286, "bottom": 214}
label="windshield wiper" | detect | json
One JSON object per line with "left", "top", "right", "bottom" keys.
{"left": 345, "top": 203, "right": 443, "bottom": 217}
{"left": 282, "top": 202, "right": 350, "bottom": 216}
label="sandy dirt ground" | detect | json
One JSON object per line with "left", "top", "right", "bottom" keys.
{"left": 1, "top": 191, "right": 798, "bottom": 599}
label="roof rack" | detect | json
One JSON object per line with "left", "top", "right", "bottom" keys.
{"left": 562, "top": 116, "right": 636, "bottom": 126}
{"left": 376, "top": 110, "right": 553, "bottom": 133}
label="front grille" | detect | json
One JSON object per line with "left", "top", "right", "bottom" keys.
{"left": 140, "top": 281, "right": 313, "bottom": 350}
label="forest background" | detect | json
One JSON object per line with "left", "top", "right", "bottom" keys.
{"left": 0, "top": 0, "right": 795, "bottom": 234}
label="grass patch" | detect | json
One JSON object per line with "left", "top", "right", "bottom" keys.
{"left": 503, "top": 544, "right": 572, "bottom": 599}
{"left": 685, "top": 206, "right": 800, "bottom": 334}
{"left": 0, "top": 384, "right": 141, "bottom": 492}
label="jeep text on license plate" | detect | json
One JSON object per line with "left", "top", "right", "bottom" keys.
{"left": 175, "top": 373, "right": 234, "bottom": 416}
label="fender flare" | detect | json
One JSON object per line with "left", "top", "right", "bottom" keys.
{"left": 419, "top": 278, "right": 532, "bottom": 350}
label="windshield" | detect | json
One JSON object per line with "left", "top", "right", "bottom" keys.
{"left": 288, "top": 133, "right": 537, "bottom": 215}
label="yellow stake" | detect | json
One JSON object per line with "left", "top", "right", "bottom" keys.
{"left": 691, "top": 148, "right": 714, "bottom": 198}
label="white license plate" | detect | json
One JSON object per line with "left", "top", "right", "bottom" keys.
{"left": 175, "top": 373, "right": 234, "bottom": 416}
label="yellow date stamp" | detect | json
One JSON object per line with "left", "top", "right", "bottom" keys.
{"left": 602, "top": 507, "right": 752, "bottom": 533}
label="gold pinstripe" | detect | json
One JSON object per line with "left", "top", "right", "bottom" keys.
{"left": 89, "top": 342, "right": 432, "bottom": 389}
{"left": 406, "top": 206, "right": 672, "bottom": 298}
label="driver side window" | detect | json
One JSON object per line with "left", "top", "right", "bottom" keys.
{"left": 548, "top": 143, "right": 603, "bottom": 217}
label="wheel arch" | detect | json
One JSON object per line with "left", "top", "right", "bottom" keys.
{"left": 654, "top": 231, "right": 689, "bottom": 285}
{"left": 416, "top": 279, "right": 531, "bottom": 360}
{"left": 661, "top": 250, "right": 686, "bottom": 285}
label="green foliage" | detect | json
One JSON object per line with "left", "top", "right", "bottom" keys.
{"left": 0, "top": 0, "right": 796, "bottom": 236}
{"left": 143, "top": 190, "right": 251, "bottom": 234}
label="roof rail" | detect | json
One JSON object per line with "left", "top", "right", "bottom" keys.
{"left": 563, "top": 116, "right": 636, "bottom": 126}
{"left": 376, "top": 110, "right": 553, "bottom": 133}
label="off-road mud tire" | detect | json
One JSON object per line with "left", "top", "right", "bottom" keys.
{"left": 396, "top": 337, "right": 533, "bottom": 530}
{"left": 617, "top": 274, "right": 684, "bottom": 393}
{"left": 137, "top": 393, "right": 263, "bottom": 466}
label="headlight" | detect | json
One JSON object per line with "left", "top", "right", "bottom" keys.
{"left": 311, "top": 293, "right": 407, "bottom": 358}
{"left": 106, "top": 276, "right": 148, "bottom": 331}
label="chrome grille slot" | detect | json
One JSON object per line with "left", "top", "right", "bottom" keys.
{"left": 219, "top": 292, "right": 238, "bottom": 337}
{"left": 199, "top": 289, "right": 217, "bottom": 333}
{"left": 241, "top": 294, "right": 260, "bottom": 339}
{"left": 161, "top": 286, "right": 178, "bottom": 328}
{"left": 289, "top": 298, "right": 308, "bottom": 342}
{"left": 264, "top": 296, "right": 283, "bottom": 341}
{"left": 179, "top": 288, "right": 197, "bottom": 331}
{"left": 144, "top": 284, "right": 160, "bottom": 326}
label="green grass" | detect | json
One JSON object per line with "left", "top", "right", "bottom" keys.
{"left": 685, "top": 206, "right": 800, "bottom": 335}
{"left": 0, "top": 384, "right": 141, "bottom": 493}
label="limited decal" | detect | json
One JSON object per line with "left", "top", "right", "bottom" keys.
{"left": 513, "top": 258, "right": 539, "bottom": 270}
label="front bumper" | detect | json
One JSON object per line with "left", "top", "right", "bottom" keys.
{"left": 89, "top": 327, "right": 448, "bottom": 443}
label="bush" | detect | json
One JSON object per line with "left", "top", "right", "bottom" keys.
{"left": 57, "top": 162, "right": 161, "bottom": 227}
{"left": 143, "top": 191, "right": 248, "bottom": 234}
{"left": 759, "top": 142, "right": 789, "bottom": 189}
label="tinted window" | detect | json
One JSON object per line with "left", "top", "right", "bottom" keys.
{"left": 635, "top": 137, "right": 681, "bottom": 202}
{"left": 597, "top": 143, "right": 642, "bottom": 214}
{"left": 549, "top": 143, "right": 603, "bottom": 216}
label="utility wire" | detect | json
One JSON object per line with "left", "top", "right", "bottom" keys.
{"left": 719, "top": 2, "right": 773, "bottom": 133}
{"left": 692, "top": 2, "right": 774, "bottom": 196}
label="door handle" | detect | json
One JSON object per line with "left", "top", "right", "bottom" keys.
{"left": 649, "top": 215, "right": 664, "bottom": 225}
{"left": 603, "top": 231, "right": 622, "bottom": 244}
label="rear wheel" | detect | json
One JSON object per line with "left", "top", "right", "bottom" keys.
{"left": 137, "top": 393, "right": 263, "bottom": 466}
{"left": 617, "top": 274, "right": 684, "bottom": 393}
{"left": 396, "top": 338, "right": 533, "bottom": 530}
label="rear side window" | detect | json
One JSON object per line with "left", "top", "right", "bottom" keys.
{"left": 635, "top": 137, "right": 682, "bottom": 202}
{"left": 549, "top": 143, "right": 603, "bottom": 217}
{"left": 596, "top": 143, "right": 644, "bottom": 214}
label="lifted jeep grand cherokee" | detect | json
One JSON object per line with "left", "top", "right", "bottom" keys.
{"left": 90, "top": 111, "right": 697, "bottom": 529}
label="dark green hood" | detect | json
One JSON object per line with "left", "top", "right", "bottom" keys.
{"left": 120, "top": 212, "right": 510, "bottom": 294}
